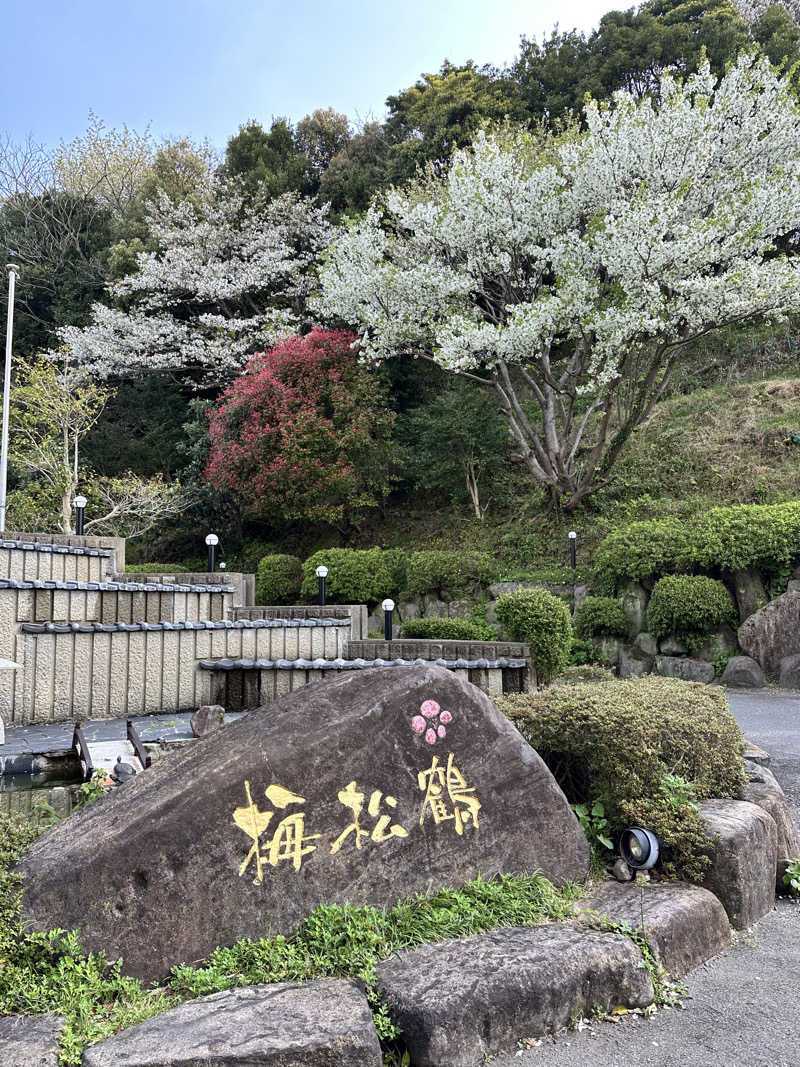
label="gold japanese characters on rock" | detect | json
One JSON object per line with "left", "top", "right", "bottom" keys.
{"left": 233, "top": 697, "right": 482, "bottom": 883}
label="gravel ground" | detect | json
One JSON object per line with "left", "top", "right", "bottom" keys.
{"left": 492, "top": 687, "right": 800, "bottom": 1067}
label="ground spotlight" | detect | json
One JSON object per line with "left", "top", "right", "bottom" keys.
{"left": 620, "top": 827, "right": 660, "bottom": 871}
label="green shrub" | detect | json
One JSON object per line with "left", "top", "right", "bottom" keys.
{"left": 406, "top": 550, "right": 495, "bottom": 597}
{"left": 573, "top": 596, "right": 628, "bottom": 639}
{"left": 593, "top": 517, "right": 689, "bottom": 587}
{"left": 256, "top": 554, "right": 302, "bottom": 605}
{"left": 400, "top": 617, "right": 497, "bottom": 641}
{"left": 125, "top": 562, "right": 189, "bottom": 574}
{"left": 494, "top": 588, "right": 572, "bottom": 683}
{"left": 300, "top": 548, "right": 405, "bottom": 606}
{"left": 647, "top": 575, "right": 736, "bottom": 651}
{"left": 594, "top": 500, "right": 800, "bottom": 588}
{"left": 497, "top": 676, "right": 746, "bottom": 881}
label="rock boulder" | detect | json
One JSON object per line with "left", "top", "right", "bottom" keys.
{"left": 621, "top": 582, "right": 648, "bottom": 640}
{"left": 743, "top": 761, "right": 800, "bottom": 888}
{"left": 654, "top": 656, "right": 715, "bottom": 683}
{"left": 738, "top": 590, "right": 800, "bottom": 677}
{"left": 377, "top": 923, "right": 654, "bottom": 1067}
{"left": 0, "top": 1014, "right": 64, "bottom": 1067}
{"left": 18, "top": 665, "right": 590, "bottom": 981}
{"left": 698, "top": 799, "right": 778, "bottom": 929}
{"left": 82, "top": 980, "right": 381, "bottom": 1067}
{"left": 721, "top": 656, "right": 764, "bottom": 688}
{"left": 732, "top": 569, "right": 768, "bottom": 623}
{"left": 779, "top": 653, "right": 800, "bottom": 688}
{"left": 581, "top": 881, "right": 730, "bottom": 978}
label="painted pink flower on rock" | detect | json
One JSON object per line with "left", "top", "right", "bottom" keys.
{"left": 420, "top": 699, "right": 440, "bottom": 719}
{"left": 411, "top": 715, "right": 426, "bottom": 735}
{"left": 439, "top": 710, "right": 452, "bottom": 724}
{"left": 425, "top": 728, "right": 437, "bottom": 744}
{"left": 437, "top": 724, "right": 446, "bottom": 738}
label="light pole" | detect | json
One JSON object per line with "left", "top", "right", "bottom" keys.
{"left": 382, "top": 598, "right": 395, "bottom": 641}
{"left": 0, "top": 264, "right": 20, "bottom": 534}
{"left": 315, "top": 565, "right": 328, "bottom": 606}
{"left": 74, "top": 495, "right": 87, "bottom": 536}
{"left": 568, "top": 530, "right": 577, "bottom": 571}
{"left": 205, "top": 533, "right": 218, "bottom": 572}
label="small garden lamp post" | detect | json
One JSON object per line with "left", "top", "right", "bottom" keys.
{"left": 620, "top": 827, "right": 660, "bottom": 872}
{"left": 315, "top": 565, "right": 328, "bottom": 606}
{"left": 74, "top": 495, "right": 88, "bottom": 535}
{"left": 0, "top": 264, "right": 20, "bottom": 534}
{"left": 568, "top": 530, "right": 577, "bottom": 570}
{"left": 205, "top": 533, "right": 219, "bottom": 572}
{"left": 382, "top": 598, "right": 395, "bottom": 641}
{"left": 219, "top": 561, "right": 226, "bottom": 571}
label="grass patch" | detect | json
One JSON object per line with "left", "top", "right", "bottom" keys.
{"left": 0, "top": 810, "right": 578, "bottom": 1064}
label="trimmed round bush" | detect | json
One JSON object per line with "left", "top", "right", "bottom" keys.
{"left": 494, "top": 588, "right": 572, "bottom": 683}
{"left": 498, "top": 676, "right": 745, "bottom": 881}
{"left": 400, "top": 617, "right": 497, "bottom": 641}
{"left": 300, "top": 548, "right": 406, "bottom": 606}
{"left": 573, "top": 596, "right": 628, "bottom": 639}
{"left": 647, "top": 574, "right": 736, "bottom": 650}
{"left": 593, "top": 517, "right": 688, "bottom": 587}
{"left": 406, "top": 550, "right": 495, "bottom": 597}
{"left": 256, "top": 554, "right": 302, "bottom": 605}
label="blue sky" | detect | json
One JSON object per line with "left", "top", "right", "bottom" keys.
{"left": 0, "top": 0, "right": 614, "bottom": 150}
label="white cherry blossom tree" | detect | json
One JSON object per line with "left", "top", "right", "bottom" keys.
{"left": 319, "top": 56, "right": 800, "bottom": 509}
{"left": 58, "top": 184, "right": 331, "bottom": 384}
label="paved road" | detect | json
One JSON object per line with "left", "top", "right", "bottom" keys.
{"left": 493, "top": 687, "right": 800, "bottom": 1067}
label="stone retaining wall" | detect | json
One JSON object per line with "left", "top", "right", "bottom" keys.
{"left": 123, "top": 570, "right": 255, "bottom": 607}
{"left": 4, "top": 619, "right": 350, "bottom": 725}
{"left": 232, "top": 604, "right": 368, "bottom": 640}
{"left": 0, "top": 540, "right": 114, "bottom": 584}
{"left": 2, "top": 530, "right": 124, "bottom": 571}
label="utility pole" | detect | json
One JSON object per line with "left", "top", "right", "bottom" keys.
{"left": 0, "top": 264, "right": 20, "bottom": 533}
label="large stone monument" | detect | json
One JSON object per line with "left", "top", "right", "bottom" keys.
{"left": 18, "top": 665, "right": 590, "bottom": 980}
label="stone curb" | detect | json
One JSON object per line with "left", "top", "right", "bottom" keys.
{"left": 20, "top": 617, "right": 350, "bottom": 635}
{"left": 0, "top": 577, "right": 235, "bottom": 594}
{"left": 198, "top": 655, "right": 528, "bottom": 671}
{"left": 0, "top": 538, "right": 112, "bottom": 557}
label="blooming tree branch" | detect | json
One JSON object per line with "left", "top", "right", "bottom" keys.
{"left": 318, "top": 56, "right": 800, "bottom": 509}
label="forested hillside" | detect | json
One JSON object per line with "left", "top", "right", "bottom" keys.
{"left": 2, "top": 0, "right": 800, "bottom": 572}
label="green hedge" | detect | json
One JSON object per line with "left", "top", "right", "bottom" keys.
{"left": 498, "top": 676, "right": 745, "bottom": 881}
{"left": 594, "top": 501, "right": 800, "bottom": 588}
{"left": 647, "top": 575, "right": 736, "bottom": 651}
{"left": 406, "top": 550, "right": 495, "bottom": 597}
{"left": 573, "top": 596, "right": 628, "bottom": 639}
{"left": 301, "top": 548, "right": 405, "bottom": 606}
{"left": 125, "top": 562, "right": 189, "bottom": 574}
{"left": 256, "top": 554, "right": 302, "bottom": 605}
{"left": 494, "top": 588, "right": 572, "bottom": 683}
{"left": 400, "top": 617, "right": 497, "bottom": 641}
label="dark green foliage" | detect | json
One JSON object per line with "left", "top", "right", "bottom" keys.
{"left": 573, "top": 596, "right": 628, "bottom": 639}
{"left": 400, "top": 616, "right": 496, "bottom": 640}
{"left": 494, "top": 588, "right": 572, "bottom": 683}
{"left": 124, "top": 562, "right": 189, "bottom": 574}
{"left": 224, "top": 119, "right": 311, "bottom": 200}
{"left": 399, "top": 380, "right": 513, "bottom": 519}
{"left": 647, "top": 575, "right": 736, "bottom": 650}
{"left": 498, "top": 676, "right": 746, "bottom": 880}
{"left": 301, "top": 548, "right": 406, "bottom": 606}
{"left": 405, "top": 549, "right": 495, "bottom": 597}
{"left": 318, "top": 122, "right": 392, "bottom": 215}
{"left": 256, "top": 554, "right": 302, "bottom": 605}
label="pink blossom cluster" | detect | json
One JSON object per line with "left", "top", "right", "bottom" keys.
{"left": 411, "top": 699, "right": 453, "bottom": 745}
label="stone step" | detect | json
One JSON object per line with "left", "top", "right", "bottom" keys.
{"left": 81, "top": 980, "right": 382, "bottom": 1067}
{"left": 199, "top": 655, "right": 528, "bottom": 710}
{"left": 3, "top": 618, "right": 350, "bottom": 726}
{"left": 376, "top": 922, "right": 654, "bottom": 1067}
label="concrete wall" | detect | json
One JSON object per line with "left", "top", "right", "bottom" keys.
{"left": 346, "top": 638, "right": 531, "bottom": 661}
{"left": 6, "top": 620, "right": 351, "bottom": 725}
{"left": 2, "top": 531, "right": 124, "bottom": 572}
{"left": 232, "top": 604, "right": 368, "bottom": 640}
{"left": 124, "top": 572, "right": 255, "bottom": 607}
{"left": 0, "top": 543, "right": 113, "bottom": 583}
{"left": 205, "top": 663, "right": 513, "bottom": 712}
